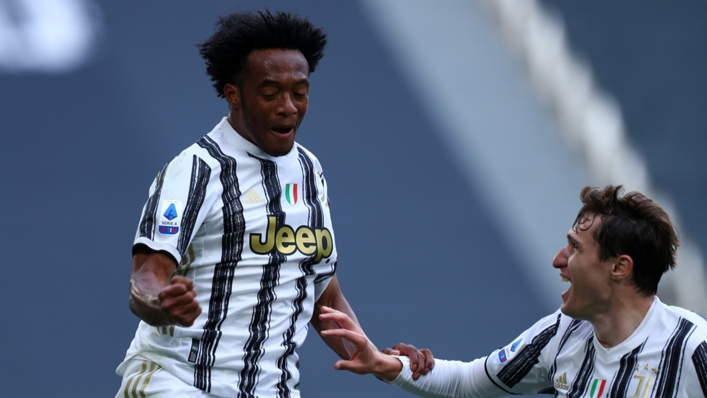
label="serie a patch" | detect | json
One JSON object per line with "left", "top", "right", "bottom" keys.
{"left": 510, "top": 337, "right": 523, "bottom": 352}
{"left": 498, "top": 348, "right": 508, "bottom": 363}
{"left": 498, "top": 337, "right": 523, "bottom": 364}
{"left": 158, "top": 199, "right": 183, "bottom": 235}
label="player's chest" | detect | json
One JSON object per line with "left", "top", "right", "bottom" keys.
{"left": 205, "top": 180, "right": 334, "bottom": 262}
{"left": 552, "top": 342, "right": 665, "bottom": 398}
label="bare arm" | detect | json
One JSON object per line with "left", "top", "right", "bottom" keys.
{"left": 129, "top": 245, "right": 201, "bottom": 326}
{"left": 320, "top": 307, "right": 499, "bottom": 398}
{"left": 310, "top": 275, "right": 360, "bottom": 359}
{"left": 318, "top": 306, "right": 403, "bottom": 381}
{"left": 311, "top": 277, "right": 434, "bottom": 379}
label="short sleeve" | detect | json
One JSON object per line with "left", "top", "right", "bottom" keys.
{"left": 133, "top": 150, "right": 215, "bottom": 264}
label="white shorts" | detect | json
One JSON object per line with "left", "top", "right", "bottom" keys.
{"left": 116, "top": 356, "right": 216, "bottom": 398}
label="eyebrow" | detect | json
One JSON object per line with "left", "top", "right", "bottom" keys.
{"left": 567, "top": 233, "right": 579, "bottom": 246}
{"left": 258, "top": 78, "right": 310, "bottom": 88}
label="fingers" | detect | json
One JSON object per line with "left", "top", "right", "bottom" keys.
{"left": 402, "top": 344, "right": 421, "bottom": 379}
{"left": 332, "top": 359, "right": 371, "bottom": 375}
{"left": 384, "top": 343, "right": 434, "bottom": 380}
{"left": 319, "top": 306, "right": 362, "bottom": 334}
{"left": 320, "top": 327, "right": 368, "bottom": 347}
{"left": 381, "top": 348, "right": 401, "bottom": 356}
{"left": 421, "top": 348, "right": 435, "bottom": 373}
{"left": 158, "top": 277, "right": 201, "bottom": 326}
{"left": 170, "top": 275, "right": 195, "bottom": 291}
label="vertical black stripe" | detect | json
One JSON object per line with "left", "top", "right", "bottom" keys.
{"left": 549, "top": 318, "right": 585, "bottom": 383}
{"left": 273, "top": 148, "right": 327, "bottom": 397}
{"left": 497, "top": 314, "right": 561, "bottom": 388}
{"left": 239, "top": 154, "right": 285, "bottom": 397}
{"left": 138, "top": 162, "right": 168, "bottom": 240}
{"left": 608, "top": 340, "right": 646, "bottom": 397}
{"left": 176, "top": 155, "right": 211, "bottom": 256}
{"left": 566, "top": 336, "right": 595, "bottom": 398}
{"left": 193, "top": 136, "right": 245, "bottom": 393}
{"left": 654, "top": 318, "right": 695, "bottom": 397}
{"left": 692, "top": 341, "right": 707, "bottom": 396}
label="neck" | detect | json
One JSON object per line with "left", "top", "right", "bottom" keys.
{"left": 591, "top": 295, "right": 655, "bottom": 348}
{"left": 227, "top": 111, "right": 239, "bottom": 132}
{"left": 227, "top": 111, "right": 250, "bottom": 143}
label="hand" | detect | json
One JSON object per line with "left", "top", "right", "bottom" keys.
{"left": 382, "top": 343, "right": 435, "bottom": 380}
{"left": 319, "top": 306, "right": 403, "bottom": 381}
{"left": 158, "top": 276, "right": 201, "bottom": 326}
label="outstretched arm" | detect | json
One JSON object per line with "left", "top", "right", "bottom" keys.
{"left": 129, "top": 245, "right": 202, "bottom": 326}
{"left": 310, "top": 275, "right": 360, "bottom": 359}
{"left": 320, "top": 307, "right": 503, "bottom": 398}
{"left": 318, "top": 305, "right": 404, "bottom": 381}
{"left": 311, "top": 277, "right": 433, "bottom": 379}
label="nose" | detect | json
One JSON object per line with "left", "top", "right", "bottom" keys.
{"left": 276, "top": 93, "right": 297, "bottom": 116}
{"left": 552, "top": 246, "right": 568, "bottom": 269}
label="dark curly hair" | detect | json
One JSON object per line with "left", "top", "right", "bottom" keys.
{"left": 573, "top": 185, "right": 679, "bottom": 296}
{"left": 197, "top": 10, "right": 327, "bottom": 98}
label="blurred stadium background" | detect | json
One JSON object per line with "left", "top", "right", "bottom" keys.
{"left": 0, "top": 0, "right": 705, "bottom": 396}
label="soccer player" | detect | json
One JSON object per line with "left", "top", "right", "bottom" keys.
{"left": 115, "top": 10, "right": 430, "bottom": 397}
{"left": 320, "top": 185, "right": 707, "bottom": 397}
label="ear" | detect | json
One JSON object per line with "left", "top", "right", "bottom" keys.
{"left": 223, "top": 83, "right": 241, "bottom": 109}
{"left": 611, "top": 254, "right": 633, "bottom": 281}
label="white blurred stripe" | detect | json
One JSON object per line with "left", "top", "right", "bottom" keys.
{"left": 360, "top": 0, "right": 707, "bottom": 314}
{"left": 359, "top": 0, "right": 587, "bottom": 311}
{"left": 481, "top": 0, "right": 707, "bottom": 314}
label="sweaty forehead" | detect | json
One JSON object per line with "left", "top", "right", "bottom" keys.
{"left": 246, "top": 49, "right": 309, "bottom": 80}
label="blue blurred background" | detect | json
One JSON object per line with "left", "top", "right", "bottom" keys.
{"left": 0, "top": 0, "right": 705, "bottom": 396}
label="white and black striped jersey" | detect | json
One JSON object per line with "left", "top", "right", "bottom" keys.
{"left": 392, "top": 297, "right": 707, "bottom": 397}
{"left": 117, "top": 117, "right": 338, "bottom": 398}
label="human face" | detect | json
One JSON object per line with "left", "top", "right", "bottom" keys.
{"left": 227, "top": 49, "right": 309, "bottom": 156}
{"left": 552, "top": 213, "right": 615, "bottom": 321}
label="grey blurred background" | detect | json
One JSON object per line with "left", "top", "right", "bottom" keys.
{"left": 0, "top": 0, "right": 704, "bottom": 396}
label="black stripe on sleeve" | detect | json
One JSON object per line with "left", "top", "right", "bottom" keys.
{"left": 138, "top": 162, "right": 168, "bottom": 240}
{"left": 239, "top": 154, "right": 284, "bottom": 397}
{"left": 176, "top": 155, "right": 211, "bottom": 256}
{"left": 654, "top": 318, "right": 695, "bottom": 398}
{"left": 193, "top": 136, "right": 245, "bottom": 393}
{"left": 497, "top": 314, "right": 561, "bottom": 388}
{"left": 692, "top": 341, "right": 707, "bottom": 396}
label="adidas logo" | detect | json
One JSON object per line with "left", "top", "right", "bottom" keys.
{"left": 554, "top": 372, "right": 569, "bottom": 390}
{"left": 243, "top": 188, "right": 265, "bottom": 204}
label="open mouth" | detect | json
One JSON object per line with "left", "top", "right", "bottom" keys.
{"left": 271, "top": 127, "right": 294, "bottom": 135}
{"left": 560, "top": 276, "right": 571, "bottom": 301}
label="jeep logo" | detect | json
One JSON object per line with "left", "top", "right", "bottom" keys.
{"left": 250, "top": 216, "right": 333, "bottom": 262}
